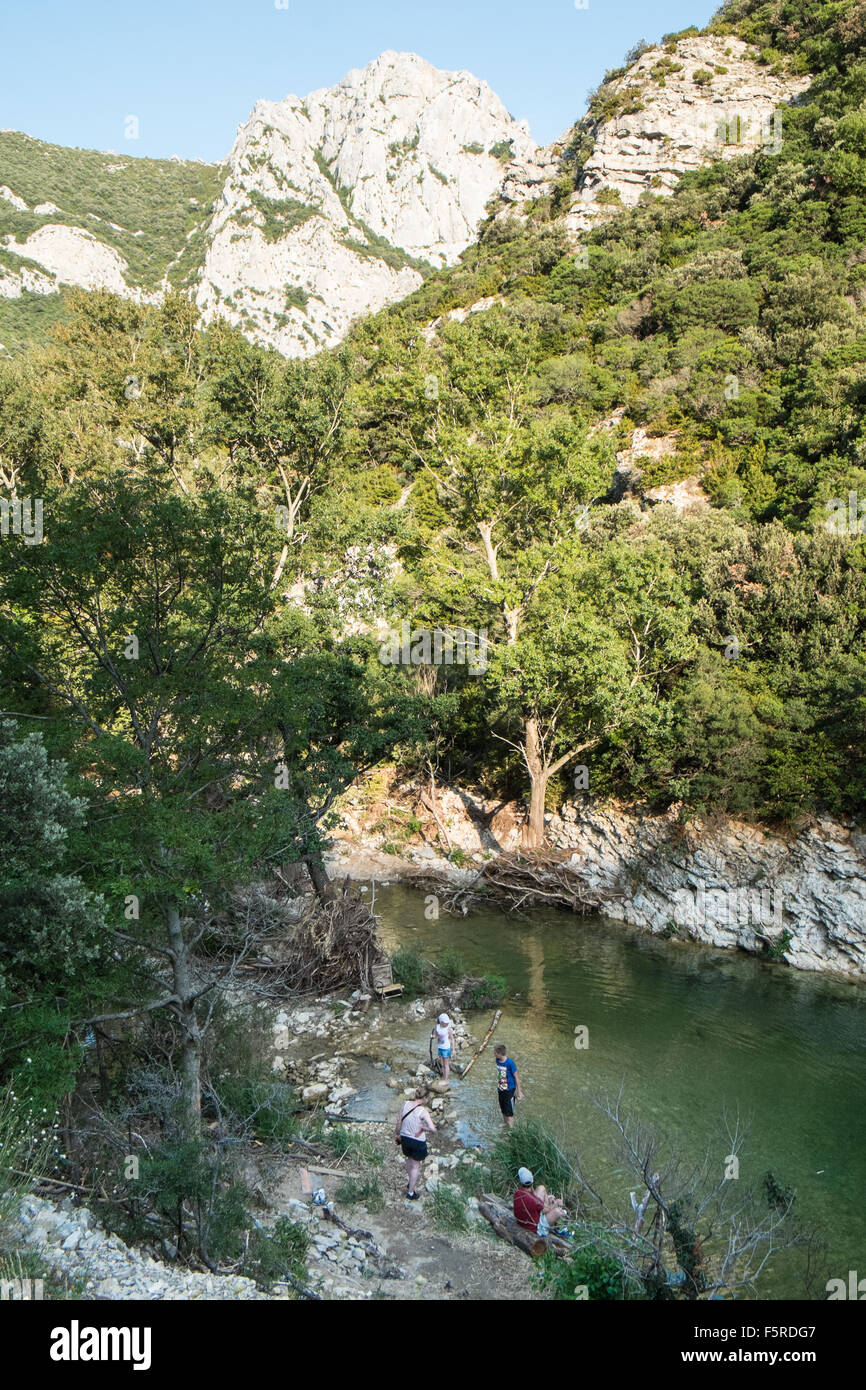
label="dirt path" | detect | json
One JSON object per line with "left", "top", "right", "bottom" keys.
{"left": 256, "top": 990, "right": 543, "bottom": 1300}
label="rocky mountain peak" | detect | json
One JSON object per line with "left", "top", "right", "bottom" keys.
{"left": 498, "top": 34, "right": 811, "bottom": 235}
{"left": 195, "top": 51, "right": 537, "bottom": 356}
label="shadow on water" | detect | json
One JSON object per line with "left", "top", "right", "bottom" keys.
{"left": 372, "top": 881, "right": 866, "bottom": 1299}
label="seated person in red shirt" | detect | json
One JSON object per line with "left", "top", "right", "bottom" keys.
{"left": 513, "top": 1167, "right": 567, "bottom": 1236}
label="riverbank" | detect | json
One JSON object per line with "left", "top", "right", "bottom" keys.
{"left": 11, "top": 988, "right": 536, "bottom": 1301}
{"left": 260, "top": 986, "right": 535, "bottom": 1299}
{"left": 326, "top": 774, "right": 866, "bottom": 979}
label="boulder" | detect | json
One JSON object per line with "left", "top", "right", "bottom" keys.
{"left": 302, "top": 1083, "right": 329, "bottom": 1104}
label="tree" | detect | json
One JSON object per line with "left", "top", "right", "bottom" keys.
{"left": 203, "top": 323, "right": 353, "bottom": 587}
{"left": 0, "top": 720, "right": 108, "bottom": 1102}
{"left": 378, "top": 309, "right": 696, "bottom": 841}
{"left": 572, "top": 1092, "right": 825, "bottom": 1300}
{"left": 0, "top": 473, "right": 302, "bottom": 1135}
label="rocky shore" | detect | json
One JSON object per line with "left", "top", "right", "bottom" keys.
{"left": 326, "top": 778, "right": 866, "bottom": 979}
{"left": 11, "top": 989, "right": 531, "bottom": 1302}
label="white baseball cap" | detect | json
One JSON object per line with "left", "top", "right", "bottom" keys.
{"left": 518, "top": 1167, "right": 534, "bottom": 1186}
{"left": 438, "top": 1013, "right": 450, "bottom": 1024}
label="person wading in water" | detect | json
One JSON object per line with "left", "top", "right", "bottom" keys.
{"left": 431, "top": 1013, "right": 456, "bottom": 1084}
{"left": 394, "top": 1086, "right": 436, "bottom": 1200}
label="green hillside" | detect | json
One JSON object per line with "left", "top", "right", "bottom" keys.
{"left": 0, "top": 132, "right": 225, "bottom": 349}
{"left": 362, "top": 0, "right": 866, "bottom": 531}
{"left": 0, "top": 0, "right": 863, "bottom": 833}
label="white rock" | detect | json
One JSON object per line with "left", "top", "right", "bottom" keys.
{"left": 302, "top": 1083, "right": 329, "bottom": 1103}
{"left": 196, "top": 51, "right": 536, "bottom": 358}
{"left": 0, "top": 185, "right": 28, "bottom": 211}
{"left": 4, "top": 224, "right": 132, "bottom": 295}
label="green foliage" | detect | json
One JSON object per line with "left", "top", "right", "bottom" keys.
{"left": 434, "top": 947, "right": 466, "bottom": 983}
{"left": 246, "top": 191, "right": 322, "bottom": 242}
{"left": 390, "top": 947, "right": 428, "bottom": 995}
{"left": 0, "top": 288, "right": 72, "bottom": 354}
{"left": 245, "top": 1216, "right": 309, "bottom": 1290}
{"left": 532, "top": 1243, "right": 632, "bottom": 1299}
{"left": 0, "top": 721, "right": 106, "bottom": 1000}
{"left": 767, "top": 928, "right": 794, "bottom": 960}
{"left": 650, "top": 57, "right": 684, "bottom": 82}
{"left": 430, "top": 1183, "right": 470, "bottom": 1232}
{"left": 0, "top": 131, "right": 224, "bottom": 292}
{"left": 335, "top": 1175, "right": 385, "bottom": 1212}
{"left": 0, "top": 1247, "right": 86, "bottom": 1300}
{"left": 388, "top": 132, "right": 420, "bottom": 160}
{"left": 461, "top": 975, "right": 507, "bottom": 1009}
{"left": 0, "top": 723, "right": 109, "bottom": 1100}
{"left": 449, "top": 1159, "right": 486, "bottom": 1197}
{"left": 284, "top": 285, "right": 311, "bottom": 313}
{"left": 488, "top": 1118, "right": 575, "bottom": 1200}
{"left": 764, "top": 1169, "right": 796, "bottom": 1214}
{"left": 0, "top": 1085, "right": 57, "bottom": 1228}
{"left": 116, "top": 1138, "right": 247, "bottom": 1264}
{"left": 214, "top": 1078, "right": 301, "bottom": 1142}
{"left": 326, "top": 1127, "right": 383, "bottom": 1168}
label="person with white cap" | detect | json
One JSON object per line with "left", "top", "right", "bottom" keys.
{"left": 513, "top": 1167, "right": 567, "bottom": 1237}
{"left": 431, "top": 1012, "right": 456, "bottom": 1084}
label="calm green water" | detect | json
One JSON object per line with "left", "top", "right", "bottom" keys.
{"left": 372, "top": 882, "right": 866, "bottom": 1299}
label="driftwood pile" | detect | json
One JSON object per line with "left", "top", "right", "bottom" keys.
{"left": 446, "top": 852, "right": 607, "bottom": 917}
{"left": 282, "top": 882, "right": 388, "bottom": 994}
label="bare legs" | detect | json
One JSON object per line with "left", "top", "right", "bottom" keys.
{"left": 534, "top": 1184, "right": 566, "bottom": 1225}
{"left": 406, "top": 1157, "right": 421, "bottom": 1194}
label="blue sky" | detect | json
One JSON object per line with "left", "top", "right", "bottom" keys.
{"left": 2, "top": 0, "right": 719, "bottom": 162}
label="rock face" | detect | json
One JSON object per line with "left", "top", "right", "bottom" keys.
{"left": 14, "top": 1195, "right": 274, "bottom": 1300}
{"left": 547, "top": 802, "right": 866, "bottom": 978}
{"left": 5, "top": 224, "right": 134, "bottom": 295}
{"left": 196, "top": 51, "right": 536, "bottom": 356}
{"left": 329, "top": 778, "right": 866, "bottom": 979}
{"left": 0, "top": 37, "right": 815, "bottom": 357}
{"left": 498, "top": 35, "right": 811, "bottom": 236}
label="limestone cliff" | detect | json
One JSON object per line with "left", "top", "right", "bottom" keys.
{"left": 195, "top": 51, "right": 536, "bottom": 356}
{"left": 498, "top": 35, "right": 811, "bottom": 236}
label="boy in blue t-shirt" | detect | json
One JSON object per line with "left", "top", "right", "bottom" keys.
{"left": 494, "top": 1043, "right": 523, "bottom": 1127}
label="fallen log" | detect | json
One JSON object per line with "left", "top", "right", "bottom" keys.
{"left": 479, "top": 1194, "right": 572, "bottom": 1257}
{"left": 457, "top": 1008, "right": 501, "bottom": 1078}
{"left": 478, "top": 1198, "right": 546, "bottom": 1257}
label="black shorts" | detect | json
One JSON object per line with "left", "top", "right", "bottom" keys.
{"left": 400, "top": 1136, "right": 428, "bottom": 1161}
{"left": 498, "top": 1088, "right": 516, "bottom": 1117}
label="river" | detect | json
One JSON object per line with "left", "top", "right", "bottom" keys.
{"left": 371, "top": 881, "right": 866, "bottom": 1299}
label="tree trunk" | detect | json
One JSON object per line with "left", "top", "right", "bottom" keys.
{"left": 165, "top": 903, "right": 201, "bottom": 1138}
{"left": 305, "top": 854, "right": 334, "bottom": 904}
{"left": 522, "top": 716, "right": 549, "bottom": 849}
{"left": 478, "top": 1199, "right": 547, "bottom": 1257}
